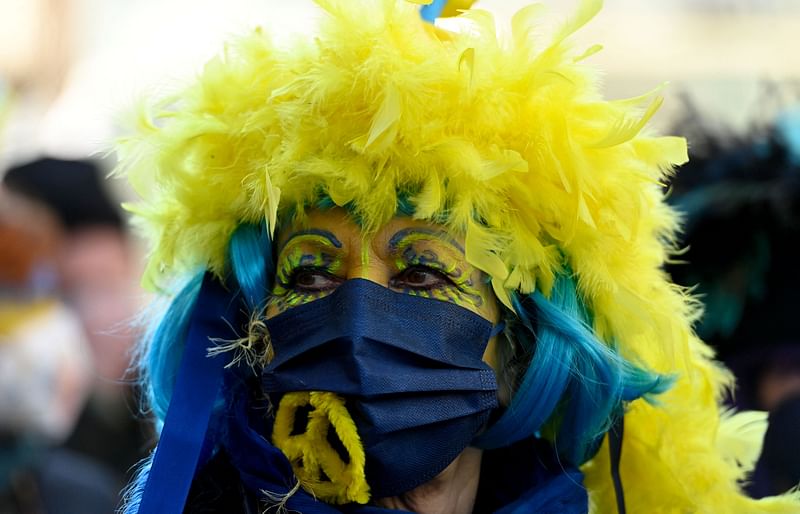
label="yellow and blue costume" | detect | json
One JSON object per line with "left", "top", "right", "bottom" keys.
{"left": 118, "top": 1, "right": 800, "bottom": 512}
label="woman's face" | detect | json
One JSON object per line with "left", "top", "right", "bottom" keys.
{"left": 267, "top": 208, "right": 500, "bottom": 367}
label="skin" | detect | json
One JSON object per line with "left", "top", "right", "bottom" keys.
{"left": 267, "top": 208, "right": 500, "bottom": 514}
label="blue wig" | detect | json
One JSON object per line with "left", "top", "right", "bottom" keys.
{"left": 122, "top": 223, "right": 273, "bottom": 513}
{"left": 475, "top": 272, "right": 672, "bottom": 465}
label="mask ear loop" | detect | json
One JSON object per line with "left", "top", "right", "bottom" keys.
{"left": 489, "top": 321, "right": 506, "bottom": 339}
{"left": 137, "top": 274, "right": 242, "bottom": 514}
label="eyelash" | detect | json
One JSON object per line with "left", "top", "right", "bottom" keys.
{"left": 285, "top": 266, "right": 342, "bottom": 293}
{"left": 283, "top": 264, "right": 456, "bottom": 293}
{"left": 390, "top": 265, "right": 456, "bottom": 291}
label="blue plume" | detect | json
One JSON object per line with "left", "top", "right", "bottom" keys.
{"left": 229, "top": 223, "right": 274, "bottom": 310}
{"left": 141, "top": 272, "right": 204, "bottom": 421}
{"left": 119, "top": 455, "right": 152, "bottom": 514}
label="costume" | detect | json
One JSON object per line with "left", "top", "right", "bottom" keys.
{"left": 117, "top": 1, "right": 800, "bottom": 512}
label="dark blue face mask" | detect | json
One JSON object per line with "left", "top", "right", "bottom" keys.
{"left": 262, "top": 278, "right": 500, "bottom": 499}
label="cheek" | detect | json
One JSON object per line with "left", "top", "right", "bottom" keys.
{"left": 477, "top": 291, "right": 503, "bottom": 398}
{"left": 266, "top": 290, "right": 331, "bottom": 318}
{"left": 483, "top": 336, "right": 515, "bottom": 406}
{"left": 473, "top": 276, "right": 500, "bottom": 326}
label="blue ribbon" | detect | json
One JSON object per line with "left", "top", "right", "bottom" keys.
{"left": 138, "top": 275, "right": 241, "bottom": 513}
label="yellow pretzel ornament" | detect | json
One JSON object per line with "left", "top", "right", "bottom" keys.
{"left": 272, "top": 391, "right": 370, "bottom": 505}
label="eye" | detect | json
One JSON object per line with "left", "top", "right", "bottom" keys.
{"left": 391, "top": 265, "right": 454, "bottom": 290}
{"left": 289, "top": 267, "right": 342, "bottom": 292}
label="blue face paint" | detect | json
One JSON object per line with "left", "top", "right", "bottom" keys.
{"left": 262, "top": 278, "right": 499, "bottom": 498}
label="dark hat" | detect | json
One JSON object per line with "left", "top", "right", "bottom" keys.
{"left": 3, "top": 157, "right": 122, "bottom": 230}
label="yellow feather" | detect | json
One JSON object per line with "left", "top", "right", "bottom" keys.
{"left": 465, "top": 221, "right": 509, "bottom": 282}
{"left": 590, "top": 95, "right": 664, "bottom": 149}
{"left": 441, "top": 0, "right": 476, "bottom": 18}
{"left": 458, "top": 47, "right": 475, "bottom": 89}
{"left": 511, "top": 3, "right": 548, "bottom": 48}
{"left": 263, "top": 167, "right": 281, "bottom": 238}
{"left": 413, "top": 173, "right": 442, "bottom": 219}
{"left": 716, "top": 409, "right": 768, "bottom": 475}
{"left": 573, "top": 43, "right": 603, "bottom": 62}
{"left": 553, "top": 0, "right": 602, "bottom": 44}
{"left": 363, "top": 84, "right": 402, "bottom": 152}
{"left": 478, "top": 148, "right": 528, "bottom": 180}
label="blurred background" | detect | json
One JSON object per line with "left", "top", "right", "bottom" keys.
{"left": 0, "top": 0, "right": 798, "bottom": 511}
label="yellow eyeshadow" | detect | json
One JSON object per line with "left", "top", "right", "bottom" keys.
{"left": 387, "top": 228, "right": 485, "bottom": 309}
{"left": 271, "top": 232, "right": 346, "bottom": 313}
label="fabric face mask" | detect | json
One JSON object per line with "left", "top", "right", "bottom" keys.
{"left": 262, "top": 278, "right": 499, "bottom": 502}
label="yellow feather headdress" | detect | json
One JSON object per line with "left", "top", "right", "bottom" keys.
{"left": 116, "top": 0, "right": 800, "bottom": 511}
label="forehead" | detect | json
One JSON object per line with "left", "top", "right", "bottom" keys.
{"left": 276, "top": 208, "right": 464, "bottom": 251}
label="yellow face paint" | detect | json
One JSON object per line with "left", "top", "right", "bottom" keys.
{"left": 386, "top": 227, "right": 489, "bottom": 314}
{"left": 360, "top": 235, "right": 371, "bottom": 270}
{"left": 269, "top": 229, "right": 346, "bottom": 315}
{"left": 269, "top": 209, "right": 497, "bottom": 323}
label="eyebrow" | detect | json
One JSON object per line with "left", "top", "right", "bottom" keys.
{"left": 387, "top": 227, "right": 465, "bottom": 254}
{"left": 280, "top": 229, "right": 343, "bottom": 250}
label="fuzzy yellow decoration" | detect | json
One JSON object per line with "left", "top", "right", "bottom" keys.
{"left": 273, "top": 391, "right": 370, "bottom": 504}
{"left": 116, "top": 0, "right": 800, "bottom": 511}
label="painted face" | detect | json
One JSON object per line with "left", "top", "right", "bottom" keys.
{"left": 267, "top": 208, "right": 500, "bottom": 366}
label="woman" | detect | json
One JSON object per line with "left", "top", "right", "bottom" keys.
{"left": 118, "top": 1, "right": 800, "bottom": 512}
